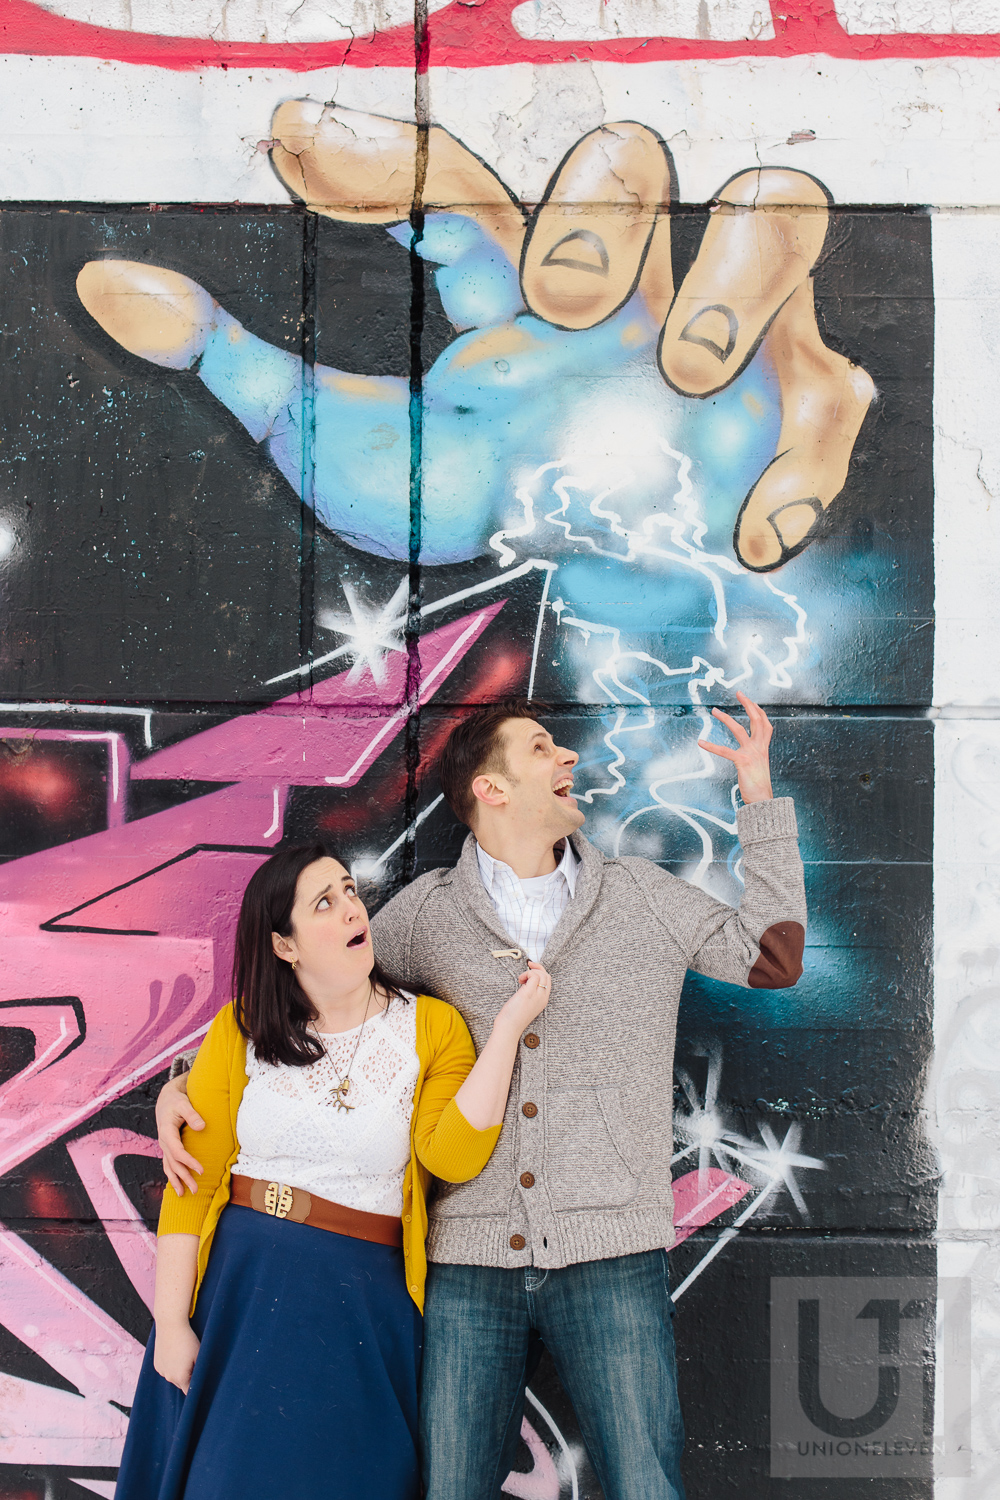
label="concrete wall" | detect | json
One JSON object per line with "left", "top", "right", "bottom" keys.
{"left": 0, "top": 4, "right": 996, "bottom": 1496}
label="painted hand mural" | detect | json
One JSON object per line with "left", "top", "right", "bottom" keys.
{"left": 78, "top": 102, "right": 872, "bottom": 576}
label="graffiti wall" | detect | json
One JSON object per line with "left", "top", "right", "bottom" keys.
{"left": 0, "top": 2, "right": 995, "bottom": 1496}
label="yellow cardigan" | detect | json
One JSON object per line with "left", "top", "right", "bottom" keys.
{"left": 157, "top": 995, "right": 501, "bottom": 1313}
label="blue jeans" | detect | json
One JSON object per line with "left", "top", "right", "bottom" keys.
{"left": 420, "top": 1249, "right": 686, "bottom": 1500}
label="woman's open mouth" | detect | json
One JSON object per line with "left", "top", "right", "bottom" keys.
{"left": 347, "top": 928, "right": 368, "bottom": 949}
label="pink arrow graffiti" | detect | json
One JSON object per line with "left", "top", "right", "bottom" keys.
{"left": 670, "top": 1168, "right": 753, "bottom": 1244}
{"left": 0, "top": 605, "right": 502, "bottom": 1178}
{"left": 131, "top": 603, "right": 504, "bottom": 785}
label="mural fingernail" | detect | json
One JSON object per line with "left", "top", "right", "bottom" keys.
{"left": 540, "top": 229, "right": 610, "bottom": 277}
{"left": 521, "top": 122, "right": 673, "bottom": 330}
{"left": 677, "top": 303, "right": 739, "bottom": 364}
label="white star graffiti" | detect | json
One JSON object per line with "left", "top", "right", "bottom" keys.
{"left": 670, "top": 1045, "right": 827, "bottom": 1302}
{"left": 317, "top": 577, "right": 409, "bottom": 685}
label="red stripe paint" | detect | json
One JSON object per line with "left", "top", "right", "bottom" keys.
{"left": 4, "top": 0, "right": 1000, "bottom": 71}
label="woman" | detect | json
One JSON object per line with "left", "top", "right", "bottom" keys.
{"left": 116, "top": 842, "right": 550, "bottom": 1500}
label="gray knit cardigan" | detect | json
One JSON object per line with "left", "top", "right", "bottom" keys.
{"left": 371, "top": 796, "right": 807, "bottom": 1271}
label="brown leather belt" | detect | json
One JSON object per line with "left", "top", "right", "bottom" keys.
{"left": 230, "top": 1175, "right": 403, "bottom": 1248}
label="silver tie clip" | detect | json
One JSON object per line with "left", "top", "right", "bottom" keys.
{"left": 491, "top": 948, "right": 522, "bottom": 959}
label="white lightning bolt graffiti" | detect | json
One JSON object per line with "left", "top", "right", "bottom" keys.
{"left": 484, "top": 441, "right": 810, "bottom": 875}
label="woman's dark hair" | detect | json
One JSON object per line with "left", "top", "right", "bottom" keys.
{"left": 232, "top": 842, "right": 402, "bottom": 1067}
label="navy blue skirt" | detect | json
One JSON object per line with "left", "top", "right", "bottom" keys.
{"left": 117, "top": 1204, "right": 422, "bottom": 1500}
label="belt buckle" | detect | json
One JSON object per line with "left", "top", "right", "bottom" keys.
{"left": 263, "top": 1181, "right": 294, "bottom": 1219}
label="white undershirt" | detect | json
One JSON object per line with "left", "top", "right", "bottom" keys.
{"left": 233, "top": 995, "right": 419, "bottom": 1215}
{"left": 476, "top": 838, "right": 579, "bottom": 962}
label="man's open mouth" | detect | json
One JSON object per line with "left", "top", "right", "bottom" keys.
{"left": 347, "top": 928, "right": 368, "bottom": 949}
{"left": 553, "top": 778, "right": 575, "bottom": 799}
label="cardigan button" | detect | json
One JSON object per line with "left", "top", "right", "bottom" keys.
{"left": 520, "top": 1172, "right": 535, "bottom": 1188}
{"left": 522, "top": 1102, "right": 538, "bottom": 1118}
{"left": 404, "top": 1213, "right": 411, "bottom": 1223}
{"left": 523, "top": 1033, "right": 540, "bottom": 1049}
{"left": 509, "top": 1234, "right": 526, "bottom": 1251}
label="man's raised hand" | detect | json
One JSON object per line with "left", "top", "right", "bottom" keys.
{"left": 698, "top": 691, "right": 774, "bottom": 805}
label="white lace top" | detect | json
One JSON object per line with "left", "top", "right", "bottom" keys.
{"left": 233, "top": 995, "right": 419, "bottom": 1216}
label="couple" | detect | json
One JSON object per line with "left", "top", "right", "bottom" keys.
{"left": 123, "top": 694, "right": 806, "bottom": 1500}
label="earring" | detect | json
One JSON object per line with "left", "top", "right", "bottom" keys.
{"left": 290, "top": 959, "right": 297, "bottom": 974}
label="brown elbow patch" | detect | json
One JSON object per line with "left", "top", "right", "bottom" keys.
{"left": 748, "top": 921, "right": 805, "bottom": 989}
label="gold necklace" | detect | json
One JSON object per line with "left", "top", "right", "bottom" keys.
{"left": 315, "top": 986, "right": 375, "bottom": 1113}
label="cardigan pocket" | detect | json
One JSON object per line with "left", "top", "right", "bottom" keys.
{"left": 596, "top": 1087, "right": 644, "bottom": 1176}
{"left": 544, "top": 1087, "right": 638, "bottom": 1211}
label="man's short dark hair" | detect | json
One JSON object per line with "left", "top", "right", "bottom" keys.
{"left": 437, "top": 699, "right": 547, "bottom": 828}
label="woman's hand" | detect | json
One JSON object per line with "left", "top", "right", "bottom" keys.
{"left": 153, "top": 1233, "right": 200, "bottom": 1391}
{"left": 153, "top": 1319, "right": 200, "bottom": 1394}
{"left": 496, "top": 962, "right": 552, "bottom": 1037}
{"left": 452, "top": 964, "right": 552, "bottom": 1131}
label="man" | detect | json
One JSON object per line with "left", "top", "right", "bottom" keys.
{"left": 157, "top": 692, "right": 805, "bottom": 1500}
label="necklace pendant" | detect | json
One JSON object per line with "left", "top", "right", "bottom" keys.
{"left": 334, "top": 1097, "right": 355, "bottom": 1113}
{"left": 330, "top": 1078, "right": 353, "bottom": 1111}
